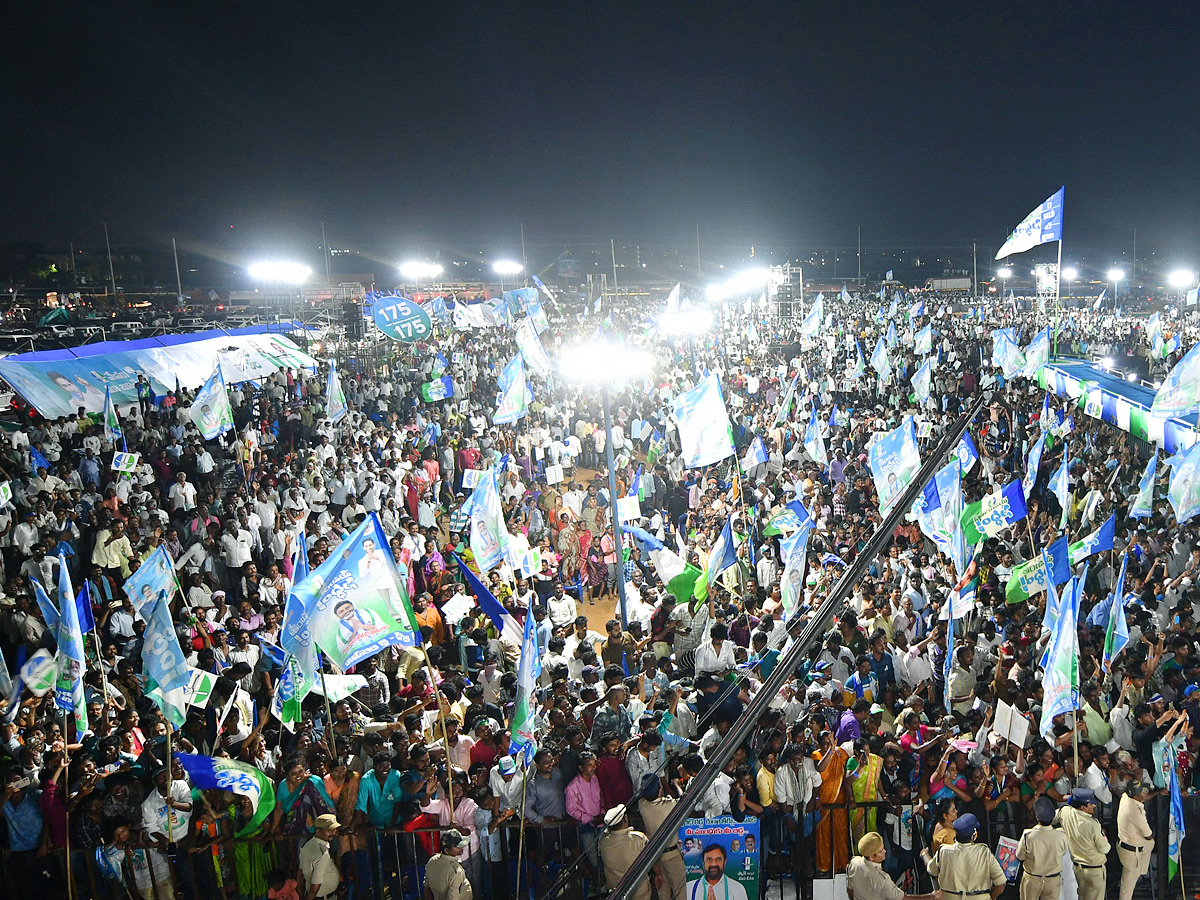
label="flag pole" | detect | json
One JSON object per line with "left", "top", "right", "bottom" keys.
{"left": 419, "top": 642, "right": 454, "bottom": 811}
{"left": 1054, "top": 239, "right": 1063, "bottom": 360}
{"left": 514, "top": 764, "right": 530, "bottom": 900}
{"left": 63, "top": 703, "right": 74, "bottom": 900}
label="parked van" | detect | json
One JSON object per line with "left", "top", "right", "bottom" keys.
{"left": 111, "top": 322, "right": 144, "bottom": 338}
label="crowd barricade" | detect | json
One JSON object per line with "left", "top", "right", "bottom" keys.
{"left": 7, "top": 819, "right": 591, "bottom": 900}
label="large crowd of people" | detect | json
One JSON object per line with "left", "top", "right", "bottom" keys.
{"left": 0, "top": 282, "right": 1197, "bottom": 900}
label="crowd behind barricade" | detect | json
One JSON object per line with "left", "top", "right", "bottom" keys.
{"left": 1, "top": 286, "right": 1199, "bottom": 900}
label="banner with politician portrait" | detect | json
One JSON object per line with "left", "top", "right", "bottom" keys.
{"left": 285, "top": 512, "right": 421, "bottom": 671}
{"left": 679, "top": 816, "right": 759, "bottom": 900}
{"left": 868, "top": 418, "right": 921, "bottom": 514}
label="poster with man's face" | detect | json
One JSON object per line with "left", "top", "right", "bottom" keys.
{"left": 678, "top": 816, "right": 758, "bottom": 900}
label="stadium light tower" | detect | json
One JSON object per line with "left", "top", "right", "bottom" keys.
{"left": 249, "top": 261, "right": 312, "bottom": 314}
{"left": 1169, "top": 269, "right": 1195, "bottom": 290}
{"left": 492, "top": 260, "right": 523, "bottom": 293}
{"left": 997, "top": 267, "right": 1012, "bottom": 299}
{"left": 1061, "top": 267, "right": 1078, "bottom": 300}
{"left": 557, "top": 343, "right": 654, "bottom": 628}
{"left": 1108, "top": 268, "right": 1124, "bottom": 303}
{"left": 399, "top": 261, "right": 443, "bottom": 284}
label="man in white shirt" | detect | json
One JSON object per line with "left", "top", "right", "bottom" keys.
{"left": 694, "top": 622, "right": 736, "bottom": 677}
{"left": 169, "top": 472, "right": 198, "bottom": 515}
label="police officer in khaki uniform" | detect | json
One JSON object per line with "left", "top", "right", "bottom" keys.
{"left": 1055, "top": 787, "right": 1110, "bottom": 900}
{"left": 599, "top": 804, "right": 658, "bottom": 900}
{"left": 919, "top": 813, "right": 1007, "bottom": 900}
{"left": 637, "top": 774, "right": 686, "bottom": 900}
{"left": 848, "top": 833, "right": 943, "bottom": 900}
{"left": 1015, "top": 796, "right": 1069, "bottom": 900}
{"left": 424, "top": 829, "right": 473, "bottom": 900}
{"left": 1116, "top": 781, "right": 1154, "bottom": 900}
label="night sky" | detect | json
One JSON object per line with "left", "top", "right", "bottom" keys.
{"left": 8, "top": 2, "right": 1200, "bottom": 267}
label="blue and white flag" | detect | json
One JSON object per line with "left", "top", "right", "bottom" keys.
{"left": 431, "top": 351, "right": 450, "bottom": 377}
{"left": 961, "top": 480, "right": 1029, "bottom": 544}
{"left": 800, "top": 295, "right": 823, "bottom": 336}
{"left": 509, "top": 592, "right": 542, "bottom": 764}
{"left": 420, "top": 375, "right": 455, "bottom": 402}
{"left": 326, "top": 361, "right": 348, "bottom": 424}
{"left": 1069, "top": 513, "right": 1115, "bottom": 565}
{"left": 995, "top": 186, "right": 1065, "bottom": 260}
{"left": 804, "top": 404, "right": 827, "bottom": 467}
{"left": 30, "top": 445, "right": 50, "bottom": 474}
{"left": 868, "top": 418, "right": 920, "bottom": 513}
{"left": 468, "top": 468, "right": 511, "bottom": 572}
{"left": 886, "top": 320, "right": 897, "bottom": 348}
{"left": 1102, "top": 552, "right": 1130, "bottom": 669}
{"left": 943, "top": 590, "right": 956, "bottom": 684}
{"left": 828, "top": 403, "right": 847, "bottom": 429}
{"left": 1020, "top": 327, "right": 1051, "bottom": 380}
{"left": 915, "top": 324, "right": 932, "bottom": 355}
{"left": 849, "top": 341, "right": 866, "bottom": 381}
{"left": 1039, "top": 556, "right": 1079, "bottom": 737}
{"left": 991, "top": 327, "right": 1026, "bottom": 377}
{"left": 954, "top": 432, "right": 979, "bottom": 475}
{"left": 193, "top": 367, "right": 235, "bottom": 439}
{"left": 281, "top": 513, "right": 421, "bottom": 673}
{"left": 671, "top": 373, "right": 735, "bottom": 468}
{"left": 516, "top": 316, "right": 553, "bottom": 378}
{"left": 1152, "top": 342, "right": 1200, "bottom": 417}
{"left": 1051, "top": 455, "right": 1071, "bottom": 523}
{"left": 452, "top": 553, "right": 524, "bottom": 646}
{"left": 820, "top": 552, "right": 847, "bottom": 567}
{"left": 493, "top": 354, "right": 528, "bottom": 425}
{"left": 1167, "top": 438, "right": 1200, "bottom": 523}
{"left": 870, "top": 337, "right": 891, "bottom": 381}
{"left": 912, "top": 359, "right": 932, "bottom": 405}
{"left": 840, "top": 285, "right": 850, "bottom": 302}
{"left": 175, "top": 754, "right": 276, "bottom": 836}
{"left": 774, "top": 371, "right": 800, "bottom": 425}
{"left": 53, "top": 553, "right": 87, "bottom": 735}
{"left": 103, "top": 386, "right": 124, "bottom": 448}
{"left": 1169, "top": 752, "right": 1186, "bottom": 882}
{"left": 702, "top": 516, "right": 739, "bottom": 595}
{"left": 742, "top": 435, "right": 768, "bottom": 470}
{"left": 1131, "top": 453, "right": 1157, "bottom": 519}
{"left": 142, "top": 593, "right": 190, "bottom": 727}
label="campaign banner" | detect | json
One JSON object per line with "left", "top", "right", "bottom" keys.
{"left": 672, "top": 374, "right": 735, "bottom": 468}
{"left": 368, "top": 291, "right": 433, "bottom": 342}
{"left": 0, "top": 332, "right": 316, "bottom": 420}
{"left": 679, "top": 816, "right": 759, "bottom": 900}
{"left": 193, "top": 368, "right": 235, "bottom": 440}
{"left": 112, "top": 451, "right": 141, "bottom": 473}
{"left": 868, "top": 418, "right": 921, "bottom": 513}
{"left": 284, "top": 513, "right": 421, "bottom": 671}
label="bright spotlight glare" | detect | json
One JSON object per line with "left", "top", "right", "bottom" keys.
{"left": 1126, "top": 372, "right": 1138, "bottom": 382}
{"left": 658, "top": 308, "right": 714, "bottom": 336}
{"left": 248, "top": 262, "right": 312, "bottom": 283}
{"left": 1062, "top": 267, "right": 1078, "bottom": 281}
{"left": 706, "top": 268, "right": 772, "bottom": 301}
{"left": 557, "top": 343, "right": 654, "bottom": 384}
{"left": 1108, "top": 268, "right": 1125, "bottom": 282}
{"left": 492, "top": 260, "right": 523, "bottom": 275}
{"left": 399, "top": 261, "right": 443, "bottom": 280}
{"left": 997, "top": 267, "right": 1013, "bottom": 279}
{"left": 1169, "top": 269, "right": 1195, "bottom": 288}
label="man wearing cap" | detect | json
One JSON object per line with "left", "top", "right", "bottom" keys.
{"left": 637, "top": 774, "right": 686, "bottom": 900}
{"left": 425, "top": 828, "right": 473, "bottom": 900}
{"left": 848, "top": 832, "right": 943, "bottom": 900}
{"left": 299, "top": 814, "right": 341, "bottom": 900}
{"left": 599, "top": 804, "right": 656, "bottom": 900}
{"left": 918, "top": 813, "right": 1006, "bottom": 899}
{"left": 1014, "top": 797, "right": 1068, "bottom": 900}
{"left": 1055, "top": 788, "right": 1109, "bottom": 900}
{"left": 1116, "top": 780, "right": 1153, "bottom": 900}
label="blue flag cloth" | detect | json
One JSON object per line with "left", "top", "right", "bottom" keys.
{"left": 672, "top": 373, "right": 735, "bottom": 468}
{"left": 141, "top": 594, "right": 190, "bottom": 727}
{"left": 1022, "top": 432, "right": 1046, "bottom": 501}
{"left": 1039, "top": 555, "right": 1079, "bottom": 738}
{"left": 30, "top": 446, "right": 50, "bottom": 474}
{"left": 1169, "top": 749, "right": 1187, "bottom": 881}
{"left": 1131, "top": 453, "right": 1157, "bottom": 519}
{"left": 743, "top": 436, "right": 768, "bottom": 470}
{"left": 452, "top": 553, "right": 523, "bottom": 646}
{"left": 75, "top": 582, "right": 95, "bottom": 634}
{"left": 703, "top": 516, "right": 739, "bottom": 591}
{"left": 54, "top": 553, "right": 87, "bottom": 734}
{"left": 1051, "top": 455, "right": 1071, "bottom": 520}
{"left": 820, "top": 553, "right": 848, "bottom": 567}
{"left": 954, "top": 433, "right": 979, "bottom": 475}
{"left": 996, "top": 186, "right": 1064, "bottom": 260}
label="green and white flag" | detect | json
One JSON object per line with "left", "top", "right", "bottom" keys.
{"left": 174, "top": 755, "right": 277, "bottom": 839}
{"left": 184, "top": 667, "right": 218, "bottom": 708}
{"left": 103, "top": 386, "right": 124, "bottom": 446}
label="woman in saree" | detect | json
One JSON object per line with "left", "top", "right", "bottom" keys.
{"left": 814, "top": 730, "right": 851, "bottom": 873}
{"left": 848, "top": 737, "right": 884, "bottom": 843}
{"left": 271, "top": 756, "right": 335, "bottom": 839}
{"left": 324, "top": 759, "right": 370, "bottom": 896}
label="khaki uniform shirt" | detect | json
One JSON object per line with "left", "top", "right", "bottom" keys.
{"left": 299, "top": 837, "right": 340, "bottom": 899}
{"left": 639, "top": 797, "right": 683, "bottom": 856}
{"left": 927, "top": 842, "right": 1007, "bottom": 893}
{"left": 847, "top": 857, "right": 905, "bottom": 900}
{"left": 425, "top": 853, "right": 473, "bottom": 900}
{"left": 1116, "top": 795, "right": 1153, "bottom": 849}
{"left": 1015, "top": 824, "right": 1069, "bottom": 876}
{"left": 600, "top": 826, "right": 652, "bottom": 897}
{"left": 1055, "top": 806, "right": 1110, "bottom": 866}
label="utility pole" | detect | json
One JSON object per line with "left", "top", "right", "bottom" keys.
{"left": 857, "top": 225, "right": 862, "bottom": 282}
{"left": 321, "top": 222, "right": 333, "bottom": 297}
{"left": 103, "top": 223, "right": 117, "bottom": 300}
{"left": 172, "top": 238, "right": 183, "bottom": 300}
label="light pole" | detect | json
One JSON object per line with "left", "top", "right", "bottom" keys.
{"left": 399, "top": 261, "right": 443, "bottom": 296}
{"left": 493, "top": 260, "right": 523, "bottom": 295}
{"left": 1061, "top": 267, "right": 1078, "bottom": 301}
{"left": 1108, "top": 268, "right": 1125, "bottom": 306}
{"left": 557, "top": 343, "right": 654, "bottom": 628}
{"left": 998, "top": 267, "right": 1012, "bottom": 304}
{"left": 248, "top": 261, "right": 312, "bottom": 317}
